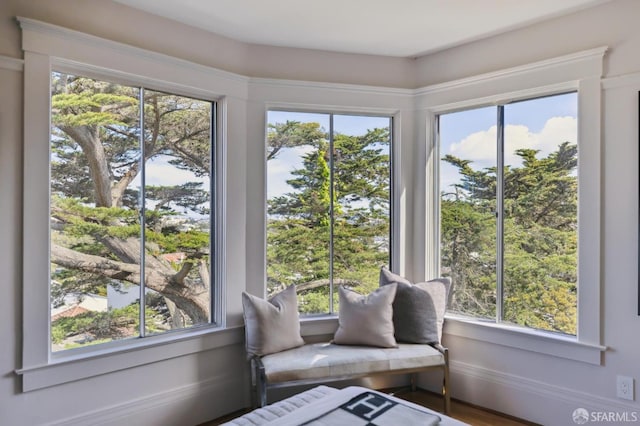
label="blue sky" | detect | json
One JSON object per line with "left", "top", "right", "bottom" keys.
{"left": 439, "top": 92, "right": 578, "bottom": 193}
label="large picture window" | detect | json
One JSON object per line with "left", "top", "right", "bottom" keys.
{"left": 49, "top": 72, "right": 216, "bottom": 352}
{"left": 266, "top": 111, "right": 392, "bottom": 314}
{"left": 438, "top": 92, "right": 578, "bottom": 335}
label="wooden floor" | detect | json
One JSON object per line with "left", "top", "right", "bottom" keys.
{"left": 203, "top": 388, "right": 540, "bottom": 426}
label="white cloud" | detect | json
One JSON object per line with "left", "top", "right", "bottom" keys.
{"left": 448, "top": 116, "right": 577, "bottom": 168}
{"left": 450, "top": 124, "right": 498, "bottom": 165}
{"left": 442, "top": 116, "right": 577, "bottom": 192}
{"left": 537, "top": 116, "right": 577, "bottom": 156}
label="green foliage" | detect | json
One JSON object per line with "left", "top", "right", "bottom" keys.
{"left": 52, "top": 303, "right": 137, "bottom": 344}
{"left": 267, "top": 121, "right": 391, "bottom": 313}
{"left": 147, "top": 228, "right": 210, "bottom": 255}
{"left": 441, "top": 143, "right": 578, "bottom": 335}
{"left": 49, "top": 72, "right": 214, "bottom": 350}
{"left": 51, "top": 302, "right": 168, "bottom": 349}
{"left": 52, "top": 91, "right": 137, "bottom": 127}
{"left": 267, "top": 121, "right": 326, "bottom": 160}
{"left": 52, "top": 196, "right": 140, "bottom": 241}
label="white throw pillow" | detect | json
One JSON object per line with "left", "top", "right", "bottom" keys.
{"left": 333, "top": 284, "right": 398, "bottom": 348}
{"left": 242, "top": 285, "right": 305, "bottom": 357}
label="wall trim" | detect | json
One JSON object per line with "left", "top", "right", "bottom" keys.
{"left": 45, "top": 371, "right": 247, "bottom": 426}
{"left": 444, "top": 317, "right": 605, "bottom": 365}
{"left": 17, "top": 16, "right": 248, "bottom": 85}
{"left": 0, "top": 55, "right": 24, "bottom": 71}
{"left": 451, "top": 360, "right": 639, "bottom": 423}
{"left": 415, "top": 46, "right": 608, "bottom": 95}
{"left": 250, "top": 77, "right": 414, "bottom": 97}
{"left": 602, "top": 71, "right": 640, "bottom": 89}
{"left": 17, "top": 326, "right": 244, "bottom": 392}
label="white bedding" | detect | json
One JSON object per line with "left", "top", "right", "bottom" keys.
{"left": 224, "top": 386, "right": 469, "bottom": 426}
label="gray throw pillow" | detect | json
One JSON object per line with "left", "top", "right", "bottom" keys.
{"left": 379, "top": 268, "right": 451, "bottom": 344}
{"left": 242, "top": 285, "right": 305, "bottom": 357}
{"left": 333, "top": 284, "right": 398, "bottom": 348}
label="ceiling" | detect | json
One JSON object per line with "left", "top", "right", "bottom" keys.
{"left": 114, "top": 0, "right": 610, "bottom": 57}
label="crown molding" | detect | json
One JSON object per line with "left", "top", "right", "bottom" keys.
{"left": 416, "top": 46, "right": 608, "bottom": 96}
{"left": 250, "top": 77, "right": 414, "bottom": 97}
{"left": 16, "top": 17, "right": 249, "bottom": 85}
{"left": 602, "top": 71, "right": 640, "bottom": 89}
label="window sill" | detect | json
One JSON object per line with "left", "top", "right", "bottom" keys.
{"left": 300, "top": 315, "right": 339, "bottom": 337}
{"left": 443, "top": 315, "right": 606, "bottom": 365}
{"left": 16, "top": 325, "right": 244, "bottom": 392}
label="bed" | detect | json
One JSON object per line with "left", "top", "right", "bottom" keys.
{"left": 222, "top": 385, "right": 469, "bottom": 426}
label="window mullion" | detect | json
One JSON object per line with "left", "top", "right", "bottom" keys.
{"left": 210, "top": 101, "right": 217, "bottom": 324}
{"left": 496, "top": 105, "right": 505, "bottom": 323}
{"left": 328, "top": 114, "right": 335, "bottom": 314}
{"left": 139, "top": 87, "right": 147, "bottom": 338}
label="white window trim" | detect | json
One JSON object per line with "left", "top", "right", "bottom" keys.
{"left": 416, "top": 47, "right": 608, "bottom": 365}
{"left": 18, "top": 17, "right": 245, "bottom": 391}
{"left": 245, "top": 91, "right": 413, "bottom": 298}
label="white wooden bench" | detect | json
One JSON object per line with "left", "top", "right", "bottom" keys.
{"left": 250, "top": 341, "right": 450, "bottom": 414}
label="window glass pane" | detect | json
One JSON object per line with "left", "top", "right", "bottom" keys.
{"left": 266, "top": 112, "right": 331, "bottom": 314}
{"left": 439, "top": 106, "right": 497, "bottom": 320}
{"left": 50, "top": 73, "right": 215, "bottom": 352}
{"left": 503, "top": 93, "right": 577, "bottom": 334}
{"left": 332, "top": 115, "right": 391, "bottom": 301}
{"left": 266, "top": 112, "right": 391, "bottom": 315}
{"left": 142, "top": 90, "right": 213, "bottom": 333}
{"left": 50, "top": 72, "right": 141, "bottom": 351}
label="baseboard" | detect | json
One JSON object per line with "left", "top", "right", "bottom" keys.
{"left": 45, "top": 373, "right": 248, "bottom": 426}
{"left": 450, "top": 360, "right": 639, "bottom": 425}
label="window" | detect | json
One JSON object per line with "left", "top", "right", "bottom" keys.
{"left": 438, "top": 92, "right": 578, "bottom": 335}
{"left": 266, "top": 111, "right": 392, "bottom": 314}
{"left": 49, "top": 71, "right": 217, "bottom": 352}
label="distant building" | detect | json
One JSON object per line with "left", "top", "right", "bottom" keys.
{"left": 50, "top": 293, "right": 108, "bottom": 320}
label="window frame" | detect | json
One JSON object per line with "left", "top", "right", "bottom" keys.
{"left": 48, "top": 71, "right": 220, "bottom": 350}
{"left": 264, "top": 108, "right": 395, "bottom": 315}
{"left": 18, "top": 18, "right": 239, "bottom": 391}
{"left": 436, "top": 91, "right": 579, "bottom": 332}
{"left": 419, "top": 50, "right": 608, "bottom": 364}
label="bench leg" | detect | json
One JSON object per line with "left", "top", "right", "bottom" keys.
{"left": 443, "top": 349, "right": 451, "bottom": 415}
{"left": 410, "top": 373, "right": 418, "bottom": 392}
{"left": 257, "top": 374, "right": 267, "bottom": 407}
{"left": 256, "top": 361, "right": 267, "bottom": 407}
{"left": 251, "top": 357, "right": 268, "bottom": 408}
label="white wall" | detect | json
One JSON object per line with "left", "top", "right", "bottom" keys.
{"left": 1, "top": 0, "right": 639, "bottom": 425}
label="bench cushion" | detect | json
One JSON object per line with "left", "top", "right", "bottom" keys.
{"left": 261, "top": 342, "right": 444, "bottom": 383}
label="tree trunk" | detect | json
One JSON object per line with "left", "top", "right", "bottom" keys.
{"left": 60, "top": 125, "right": 112, "bottom": 207}
{"left": 51, "top": 242, "right": 209, "bottom": 323}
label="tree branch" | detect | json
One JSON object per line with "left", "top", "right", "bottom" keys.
{"left": 51, "top": 243, "right": 141, "bottom": 285}
{"left": 296, "top": 278, "right": 359, "bottom": 293}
